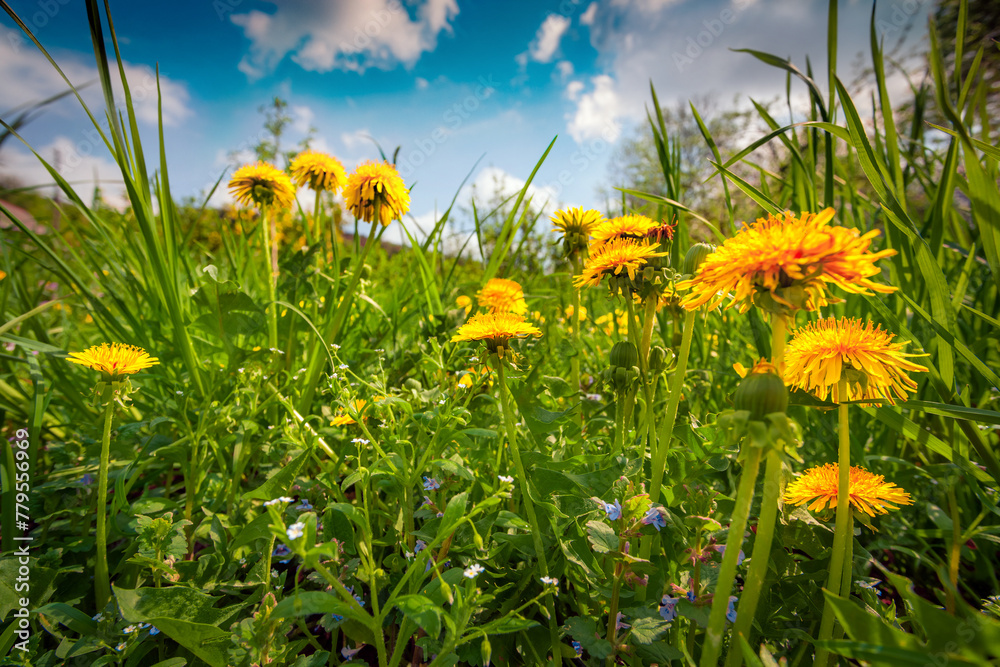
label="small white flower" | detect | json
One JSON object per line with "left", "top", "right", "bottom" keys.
{"left": 287, "top": 522, "right": 305, "bottom": 540}
{"left": 124, "top": 625, "right": 136, "bottom": 633}
{"left": 176, "top": 390, "right": 183, "bottom": 395}
{"left": 93, "top": 613, "right": 104, "bottom": 621}
{"left": 540, "top": 576, "right": 559, "bottom": 586}
{"left": 404, "top": 551, "right": 414, "bottom": 560}
{"left": 271, "top": 569, "right": 279, "bottom": 578}
{"left": 351, "top": 437, "right": 370, "bottom": 445}
{"left": 238, "top": 367, "right": 245, "bottom": 373}
{"left": 464, "top": 563, "right": 485, "bottom": 579}
{"left": 268, "top": 425, "right": 274, "bottom": 430}
{"left": 116, "top": 642, "right": 126, "bottom": 651}
{"left": 498, "top": 475, "right": 514, "bottom": 484}
{"left": 331, "top": 344, "right": 341, "bottom": 350}
{"left": 469, "top": 356, "right": 478, "bottom": 362}
{"left": 339, "top": 364, "right": 349, "bottom": 370}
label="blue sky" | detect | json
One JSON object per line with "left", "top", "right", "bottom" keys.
{"left": 0, "top": 0, "right": 931, "bottom": 246}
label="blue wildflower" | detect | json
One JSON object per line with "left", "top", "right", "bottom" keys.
{"left": 726, "top": 596, "right": 738, "bottom": 623}
{"left": 641, "top": 506, "right": 667, "bottom": 530}
{"left": 603, "top": 499, "right": 622, "bottom": 521}
{"left": 572, "top": 640, "right": 583, "bottom": 657}
{"left": 659, "top": 595, "right": 679, "bottom": 622}
{"left": 423, "top": 476, "right": 440, "bottom": 491}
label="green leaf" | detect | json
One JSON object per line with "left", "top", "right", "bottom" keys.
{"left": 565, "top": 616, "right": 613, "bottom": 660}
{"left": 114, "top": 586, "right": 247, "bottom": 667}
{"left": 585, "top": 520, "right": 618, "bottom": 554}
{"left": 242, "top": 447, "right": 312, "bottom": 501}
{"left": 393, "top": 594, "right": 443, "bottom": 639}
{"left": 627, "top": 615, "right": 671, "bottom": 645}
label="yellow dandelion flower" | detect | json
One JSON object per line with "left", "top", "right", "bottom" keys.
{"left": 331, "top": 398, "right": 368, "bottom": 426}
{"left": 678, "top": 208, "right": 897, "bottom": 313}
{"left": 784, "top": 463, "right": 913, "bottom": 518}
{"left": 551, "top": 206, "right": 604, "bottom": 237}
{"left": 476, "top": 278, "right": 527, "bottom": 314}
{"left": 343, "top": 161, "right": 410, "bottom": 226}
{"left": 228, "top": 162, "right": 297, "bottom": 210}
{"left": 0, "top": 270, "right": 6, "bottom": 281}
{"left": 456, "top": 295, "right": 472, "bottom": 315}
{"left": 290, "top": 150, "right": 347, "bottom": 193}
{"left": 67, "top": 343, "right": 159, "bottom": 381}
{"left": 574, "top": 238, "right": 667, "bottom": 289}
{"left": 564, "top": 304, "right": 588, "bottom": 321}
{"left": 589, "top": 214, "right": 659, "bottom": 249}
{"left": 450, "top": 311, "right": 541, "bottom": 358}
{"left": 784, "top": 317, "right": 928, "bottom": 405}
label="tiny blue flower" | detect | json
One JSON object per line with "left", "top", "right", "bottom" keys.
{"left": 603, "top": 499, "right": 622, "bottom": 521}
{"left": 296, "top": 500, "right": 313, "bottom": 511}
{"left": 659, "top": 595, "right": 679, "bottom": 622}
{"left": 726, "top": 596, "right": 738, "bottom": 623}
{"left": 641, "top": 506, "right": 667, "bottom": 530}
{"left": 464, "top": 563, "right": 484, "bottom": 578}
{"left": 572, "top": 640, "right": 583, "bottom": 657}
{"left": 423, "top": 476, "right": 440, "bottom": 491}
{"left": 686, "top": 589, "right": 696, "bottom": 603}
{"left": 414, "top": 540, "right": 427, "bottom": 553}
{"left": 273, "top": 544, "right": 292, "bottom": 559}
{"left": 80, "top": 473, "right": 95, "bottom": 486}
{"left": 149, "top": 626, "right": 160, "bottom": 636}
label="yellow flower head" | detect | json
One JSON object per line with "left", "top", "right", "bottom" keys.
{"left": 784, "top": 463, "right": 913, "bottom": 518}
{"left": 67, "top": 343, "right": 159, "bottom": 381}
{"left": 456, "top": 295, "right": 473, "bottom": 314}
{"left": 551, "top": 206, "right": 604, "bottom": 237}
{"left": 589, "top": 214, "right": 659, "bottom": 249}
{"left": 343, "top": 161, "right": 410, "bottom": 226}
{"left": 475, "top": 278, "right": 527, "bottom": 315}
{"left": 678, "top": 208, "right": 897, "bottom": 313}
{"left": 551, "top": 207, "right": 604, "bottom": 255}
{"left": 450, "top": 311, "right": 541, "bottom": 358}
{"left": 574, "top": 238, "right": 667, "bottom": 289}
{"left": 784, "top": 317, "right": 928, "bottom": 405}
{"left": 229, "top": 162, "right": 297, "bottom": 210}
{"left": 290, "top": 150, "right": 347, "bottom": 193}
{"left": 331, "top": 398, "right": 368, "bottom": 426}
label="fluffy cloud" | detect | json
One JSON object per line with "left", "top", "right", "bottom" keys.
{"left": 231, "top": 0, "right": 459, "bottom": 80}
{"left": 0, "top": 26, "right": 192, "bottom": 126}
{"left": 566, "top": 75, "right": 625, "bottom": 143}
{"left": 528, "top": 14, "right": 571, "bottom": 63}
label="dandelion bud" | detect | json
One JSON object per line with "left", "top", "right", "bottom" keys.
{"left": 733, "top": 363, "right": 788, "bottom": 419}
{"left": 684, "top": 242, "right": 715, "bottom": 275}
{"left": 648, "top": 345, "right": 672, "bottom": 374}
{"left": 610, "top": 341, "right": 639, "bottom": 369}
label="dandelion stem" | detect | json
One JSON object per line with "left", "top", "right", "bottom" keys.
{"left": 94, "top": 395, "right": 115, "bottom": 610}
{"left": 815, "top": 378, "right": 852, "bottom": 667}
{"left": 724, "top": 313, "right": 788, "bottom": 667}
{"left": 496, "top": 360, "right": 562, "bottom": 667}
{"left": 649, "top": 309, "right": 696, "bottom": 505}
{"left": 700, "top": 444, "right": 762, "bottom": 667}
{"left": 260, "top": 204, "right": 278, "bottom": 351}
{"left": 570, "top": 254, "right": 584, "bottom": 450}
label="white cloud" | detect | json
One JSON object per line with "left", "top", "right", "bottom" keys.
{"left": 528, "top": 14, "right": 571, "bottom": 63}
{"left": 291, "top": 105, "right": 315, "bottom": 134}
{"left": 566, "top": 75, "right": 626, "bottom": 143}
{"left": 565, "top": 80, "right": 585, "bottom": 101}
{"left": 0, "top": 26, "right": 192, "bottom": 126}
{"left": 340, "top": 128, "right": 374, "bottom": 152}
{"left": 464, "top": 166, "right": 558, "bottom": 215}
{"left": 231, "top": 0, "right": 459, "bottom": 80}
{"left": 556, "top": 60, "right": 574, "bottom": 80}
{"left": 580, "top": 2, "right": 598, "bottom": 26}
{"left": 415, "top": 76, "right": 429, "bottom": 90}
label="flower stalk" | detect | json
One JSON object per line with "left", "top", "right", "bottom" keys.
{"left": 94, "top": 393, "right": 115, "bottom": 610}
{"left": 814, "top": 378, "right": 853, "bottom": 667}
{"left": 496, "top": 360, "right": 562, "bottom": 666}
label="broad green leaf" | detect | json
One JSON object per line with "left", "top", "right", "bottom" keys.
{"left": 585, "top": 520, "right": 618, "bottom": 554}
